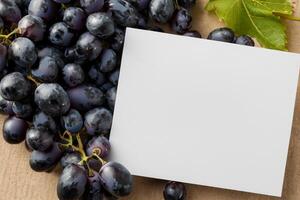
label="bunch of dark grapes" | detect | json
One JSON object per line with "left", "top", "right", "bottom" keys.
{"left": 0, "top": 0, "right": 254, "bottom": 199}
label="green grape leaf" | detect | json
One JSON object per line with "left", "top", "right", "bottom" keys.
{"left": 205, "top": 0, "right": 293, "bottom": 50}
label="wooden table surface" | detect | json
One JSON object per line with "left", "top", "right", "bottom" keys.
{"left": 2, "top": 0, "right": 300, "bottom": 200}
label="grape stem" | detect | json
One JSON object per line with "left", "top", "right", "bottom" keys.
{"left": 0, "top": 28, "right": 21, "bottom": 45}
{"left": 59, "top": 129, "right": 107, "bottom": 176}
{"left": 27, "top": 75, "right": 41, "bottom": 86}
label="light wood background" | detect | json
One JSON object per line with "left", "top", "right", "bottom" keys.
{"left": 1, "top": 0, "right": 300, "bottom": 199}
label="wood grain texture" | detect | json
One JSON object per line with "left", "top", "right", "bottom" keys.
{"left": 1, "top": 0, "right": 300, "bottom": 199}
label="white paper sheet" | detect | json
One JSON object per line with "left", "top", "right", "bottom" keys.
{"left": 109, "top": 28, "right": 300, "bottom": 197}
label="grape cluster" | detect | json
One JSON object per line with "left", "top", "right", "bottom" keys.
{"left": 0, "top": 0, "right": 254, "bottom": 199}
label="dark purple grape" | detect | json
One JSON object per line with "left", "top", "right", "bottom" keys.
{"left": 26, "top": 127, "right": 54, "bottom": 151}
{"left": 8, "top": 37, "right": 37, "bottom": 68}
{"left": 0, "top": 44, "right": 7, "bottom": 71}
{"left": 171, "top": 9, "right": 192, "bottom": 34}
{"left": 67, "top": 85, "right": 105, "bottom": 112}
{"left": 109, "top": 69, "right": 119, "bottom": 85}
{"left": 163, "top": 181, "right": 186, "bottom": 200}
{"left": 64, "top": 46, "right": 87, "bottom": 64}
{"left": 81, "top": 172, "right": 103, "bottom": 200}
{"left": 87, "top": 158, "right": 102, "bottom": 172}
{"left": 76, "top": 32, "right": 103, "bottom": 61}
{"left": 235, "top": 35, "right": 255, "bottom": 46}
{"left": 108, "top": 0, "right": 139, "bottom": 27}
{"left": 34, "top": 83, "right": 70, "bottom": 116}
{"left": 86, "top": 136, "right": 111, "bottom": 157}
{"left": 32, "top": 56, "right": 59, "bottom": 82}
{"left": 49, "top": 22, "right": 75, "bottom": 47}
{"left": 149, "top": 0, "right": 174, "bottom": 23}
{"left": 0, "top": 72, "right": 31, "bottom": 101}
{"left": 53, "top": 0, "right": 72, "bottom": 3}
{"left": 28, "top": 0, "right": 60, "bottom": 21}
{"left": 38, "top": 46, "right": 64, "bottom": 68}
{"left": 33, "top": 111, "right": 57, "bottom": 133}
{"left": 97, "top": 49, "right": 117, "bottom": 73}
{"left": 99, "top": 161, "right": 133, "bottom": 197}
{"left": 63, "top": 7, "right": 86, "bottom": 31}
{"left": 57, "top": 164, "right": 87, "bottom": 200}
{"left": 88, "top": 65, "right": 106, "bottom": 87}
{"left": 110, "top": 28, "right": 125, "bottom": 52}
{"left": 106, "top": 87, "right": 116, "bottom": 111}
{"left": 0, "top": 0, "right": 22, "bottom": 25}
{"left": 207, "top": 27, "right": 235, "bottom": 43}
{"left": 62, "top": 63, "right": 85, "bottom": 87}
{"left": 84, "top": 107, "right": 112, "bottom": 135}
{"left": 60, "top": 152, "right": 81, "bottom": 168}
{"left": 3, "top": 116, "right": 28, "bottom": 144}
{"left": 80, "top": 0, "right": 104, "bottom": 14}
{"left": 100, "top": 82, "right": 114, "bottom": 93}
{"left": 29, "top": 142, "right": 63, "bottom": 172}
{"left": 12, "top": 101, "right": 33, "bottom": 118}
{"left": 183, "top": 30, "right": 201, "bottom": 38}
{"left": 18, "top": 15, "right": 46, "bottom": 42}
{"left": 177, "top": 0, "right": 195, "bottom": 9}
{"left": 61, "top": 109, "right": 83, "bottom": 133}
{"left": 86, "top": 12, "right": 115, "bottom": 38}
{"left": 0, "top": 95, "right": 13, "bottom": 115}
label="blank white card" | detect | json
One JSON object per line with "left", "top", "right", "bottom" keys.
{"left": 109, "top": 28, "right": 300, "bottom": 197}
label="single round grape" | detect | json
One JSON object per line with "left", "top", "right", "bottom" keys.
{"left": 8, "top": 37, "right": 37, "bottom": 68}
{"left": 207, "top": 27, "right": 235, "bottom": 43}
{"left": 88, "top": 65, "right": 106, "bottom": 87}
{"left": 26, "top": 127, "right": 54, "bottom": 151}
{"left": 171, "top": 8, "right": 192, "bottom": 34}
{"left": 60, "top": 152, "right": 81, "bottom": 168}
{"left": 108, "top": 0, "right": 139, "bottom": 27}
{"left": 0, "top": 0, "right": 22, "bottom": 25}
{"left": 183, "top": 30, "right": 201, "bottom": 38}
{"left": 84, "top": 107, "right": 112, "bottom": 135}
{"left": 80, "top": 0, "right": 104, "bottom": 14}
{"left": 32, "top": 56, "right": 59, "bottom": 82}
{"left": 18, "top": 15, "right": 46, "bottom": 42}
{"left": 97, "top": 49, "right": 117, "bottom": 73}
{"left": 12, "top": 101, "right": 33, "bottom": 118}
{"left": 76, "top": 32, "right": 103, "bottom": 61}
{"left": 57, "top": 164, "right": 87, "bottom": 200}
{"left": 0, "top": 44, "right": 7, "bottom": 71}
{"left": 99, "top": 161, "right": 133, "bottom": 197}
{"left": 86, "top": 136, "right": 110, "bottom": 158}
{"left": 106, "top": 87, "right": 116, "bottom": 111}
{"left": 29, "top": 142, "right": 63, "bottom": 172}
{"left": 38, "top": 46, "right": 64, "bottom": 68}
{"left": 177, "top": 0, "right": 195, "bottom": 9}
{"left": 61, "top": 109, "right": 83, "bottom": 133}
{"left": 0, "top": 95, "right": 13, "bottom": 115}
{"left": 62, "top": 63, "right": 85, "bottom": 87}
{"left": 81, "top": 172, "right": 103, "bottom": 200}
{"left": 235, "top": 35, "right": 255, "bottom": 46}
{"left": 34, "top": 83, "right": 70, "bottom": 116}
{"left": 53, "top": 0, "right": 72, "bottom": 3}
{"left": 87, "top": 157, "right": 103, "bottom": 172}
{"left": 63, "top": 7, "right": 86, "bottom": 31}
{"left": 149, "top": 0, "right": 174, "bottom": 23}
{"left": 163, "top": 181, "right": 186, "bottom": 200}
{"left": 86, "top": 12, "right": 115, "bottom": 38}
{"left": 67, "top": 85, "right": 105, "bottom": 112}
{"left": 110, "top": 28, "right": 125, "bottom": 52}
{"left": 33, "top": 111, "right": 57, "bottom": 133}
{"left": 109, "top": 69, "right": 119, "bottom": 85}
{"left": 0, "top": 72, "right": 31, "bottom": 101}
{"left": 100, "top": 82, "right": 114, "bottom": 93}
{"left": 28, "top": 0, "right": 60, "bottom": 21}
{"left": 49, "top": 22, "right": 74, "bottom": 47}
{"left": 3, "top": 116, "right": 28, "bottom": 144}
